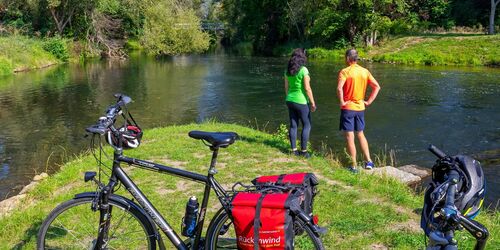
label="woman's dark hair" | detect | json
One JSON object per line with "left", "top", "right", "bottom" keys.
{"left": 287, "top": 48, "right": 307, "bottom": 76}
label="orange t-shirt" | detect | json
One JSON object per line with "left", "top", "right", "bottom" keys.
{"left": 338, "top": 64, "right": 375, "bottom": 111}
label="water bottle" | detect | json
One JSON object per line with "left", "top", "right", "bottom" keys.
{"left": 181, "top": 196, "right": 199, "bottom": 237}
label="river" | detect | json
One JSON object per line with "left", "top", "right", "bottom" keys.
{"left": 0, "top": 54, "right": 499, "bottom": 208}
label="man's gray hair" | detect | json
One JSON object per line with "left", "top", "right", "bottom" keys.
{"left": 345, "top": 49, "right": 358, "bottom": 62}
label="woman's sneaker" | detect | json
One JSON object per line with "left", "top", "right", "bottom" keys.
{"left": 347, "top": 166, "right": 359, "bottom": 174}
{"left": 365, "top": 162, "right": 374, "bottom": 170}
{"left": 300, "top": 151, "right": 311, "bottom": 159}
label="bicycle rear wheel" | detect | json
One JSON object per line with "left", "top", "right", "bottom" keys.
{"left": 205, "top": 209, "right": 324, "bottom": 250}
{"left": 37, "top": 196, "right": 156, "bottom": 250}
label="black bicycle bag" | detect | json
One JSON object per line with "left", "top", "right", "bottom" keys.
{"left": 252, "top": 173, "right": 319, "bottom": 216}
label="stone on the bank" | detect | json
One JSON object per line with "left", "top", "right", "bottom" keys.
{"left": 367, "top": 166, "right": 421, "bottom": 184}
{"left": 33, "top": 172, "right": 48, "bottom": 181}
{"left": 0, "top": 194, "right": 26, "bottom": 217}
{"left": 19, "top": 181, "right": 38, "bottom": 194}
{"left": 398, "top": 165, "right": 431, "bottom": 178}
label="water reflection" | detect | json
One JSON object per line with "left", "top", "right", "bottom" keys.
{"left": 0, "top": 54, "right": 499, "bottom": 208}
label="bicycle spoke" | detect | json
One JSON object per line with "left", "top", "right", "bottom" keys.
{"left": 106, "top": 207, "right": 130, "bottom": 245}
{"left": 51, "top": 219, "right": 93, "bottom": 248}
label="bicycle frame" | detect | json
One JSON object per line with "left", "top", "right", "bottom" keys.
{"left": 97, "top": 146, "right": 231, "bottom": 250}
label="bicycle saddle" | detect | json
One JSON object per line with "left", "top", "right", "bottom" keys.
{"left": 188, "top": 130, "right": 238, "bottom": 148}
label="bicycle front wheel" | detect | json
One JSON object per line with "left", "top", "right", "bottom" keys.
{"left": 37, "top": 196, "right": 156, "bottom": 250}
{"left": 205, "top": 209, "right": 324, "bottom": 250}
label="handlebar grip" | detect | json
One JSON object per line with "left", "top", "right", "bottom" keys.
{"left": 85, "top": 117, "right": 114, "bottom": 135}
{"left": 86, "top": 125, "right": 107, "bottom": 135}
{"left": 106, "top": 104, "right": 120, "bottom": 118}
{"left": 428, "top": 144, "right": 447, "bottom": 159}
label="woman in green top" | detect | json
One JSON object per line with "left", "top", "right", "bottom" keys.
{"left": 284, "top": 48, "right": 316, "bottom": 158}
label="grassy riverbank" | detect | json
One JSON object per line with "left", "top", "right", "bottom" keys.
{"left": 0, "top": 36, "right": 61, "bottom": 76}
{"left": 0, "top": 122, "right": 498, "bottom": 249}
{"left": 308, "top": 34, "right": 500, "bottom": 67}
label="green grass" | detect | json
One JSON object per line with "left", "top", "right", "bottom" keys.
{"left": 0, "top": 35, "right": 63, "bottom": 76}
{"left": 307, "top": 47, "right": 367, "bottom": 61}
{"left": 0, "top": 122, "right": 498, "bottom": 249}
{"left": 307, "top": 34, "right": 500, "bottom": 67}
{"left": 368, "top": 35, "right": 500, "bottom": 66}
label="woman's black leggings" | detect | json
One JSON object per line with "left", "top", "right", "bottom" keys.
{"left": 286, "top": 101, "right": 311, "bottom": 151}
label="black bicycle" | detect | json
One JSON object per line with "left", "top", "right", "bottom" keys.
{"left": 37, "top": 94, "right": 325, "bottom": 249}
{"left": 421, "top": 145, "right": 489, "bottom": 250}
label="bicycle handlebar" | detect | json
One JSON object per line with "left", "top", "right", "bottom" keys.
{"left": 428, "top": 144, "right": 447, "bottom": 159}
{"left": 85, "top": 94, "right": 132, "bottom": 135}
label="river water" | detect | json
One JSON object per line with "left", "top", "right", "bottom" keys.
{"left": 0, "top": 54, "right": 499, "bottom": 207}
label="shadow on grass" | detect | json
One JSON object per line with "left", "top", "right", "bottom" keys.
{"left": 12, "top": 220, "right": 42, "bottom": 249}
{"left": 239, "top": 135, "right": 290, "bottom": 154}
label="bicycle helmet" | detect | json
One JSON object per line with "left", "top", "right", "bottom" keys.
{"left": 106, "top": 125, "right": 143, "bottom": 149}
{"left": 453, "top": 155, "right": 485, "bottom": 218}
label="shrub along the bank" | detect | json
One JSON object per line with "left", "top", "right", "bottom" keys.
{"left": 0, "top": 36, "right": 61, "bottom": 75}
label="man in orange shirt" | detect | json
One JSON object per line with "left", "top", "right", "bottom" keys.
{"left": 337, "top": 49, "right": 381, "bottom": 173}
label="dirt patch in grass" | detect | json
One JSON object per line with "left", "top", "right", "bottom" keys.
{"left": 148, "top": 158, "right": 186, "bottom": 169}
{"left": 176, "top": 180, "right": 196, "bottom": 192}
{"left": 370, "top": 243, "right": 388, "bottom": 250}
{"left": 389, "top": 219, "right": 421, "bottom": 233}
{"left": 315, "top": 173, "right": 352, "bottom": 189}
{"left": 271, "top": 157, "right": 297, "bottom": 163}
{"left": 193, "top": 153, "right": 206, "bottom": 159}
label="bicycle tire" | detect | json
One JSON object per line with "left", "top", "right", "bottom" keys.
{"left": 205, "top": 208, "right": 324, "bottom": 250}
{"left": 37, "top": 196, "right": 157, "bottom": 250}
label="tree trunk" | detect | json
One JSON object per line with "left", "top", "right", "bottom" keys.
{"left": 490, "top": 0, "right": 500, "bottom": 35}
{"left": 49, "top": 5, "right": 76, "bottom": 35}
{"left": 50, "top": 8, "right": 63, "bottom": 34}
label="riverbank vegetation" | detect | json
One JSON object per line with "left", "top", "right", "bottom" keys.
{"left": 368, "top": 34, "right": 500, "bottom": 66}
{"left": 0, "top": 123, "right": 498, "bottom": 249}
{"left": 217, "top": 0, "right": 498, "bottom": 54}
{"left": 0, "top": 36, "right": 61, "bottom": 75}
{"left": 307, "top": 34, "right": 500, "bottom": 66}
{"left": 0, "top": 0, "right": 210, "bottom": 60}
{"left": 1, "top": 0, "right": 499, "bottom": 72}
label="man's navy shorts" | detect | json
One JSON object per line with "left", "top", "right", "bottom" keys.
{"left": 339, "top": 110, "right": 365, "bottom": 132}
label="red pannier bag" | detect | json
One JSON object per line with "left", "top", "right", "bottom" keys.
{"left": 252, "top": 173, "right": 318, "bottom": 216}
{"left": 231, "top": 192, "right": 301, "bottom": 250}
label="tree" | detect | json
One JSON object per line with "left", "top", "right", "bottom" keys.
{"left": 490, "top": 0, "right": 500, "bottom": 34}
{"left": 47, "top": 0, "right": 79, "bottom": 34}
{"left": 141, "top": 0, "right": 209, "bottom": 55}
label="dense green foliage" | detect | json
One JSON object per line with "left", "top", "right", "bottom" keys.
{"left": 141, "top": 1, "right": 209, "bottom": 56}
{"left": 0, "top": 123, "right": 498, "bottom": 248}
{"left": 1, "top": 0, "right": 498, "bottom": 59}
{"left": 216, "top": 0, "right": 499, "bottom": 55}
{"left": 42, "top": 37, "right": 69, "bottom": 61}
{"left": 0, "top": 0, "right": 210, "bottom": 56}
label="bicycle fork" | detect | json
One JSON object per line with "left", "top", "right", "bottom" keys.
{"left": 86, "top": 171, "right": 116, "bottom": 250}
{"left": 95, "top": 185, "right": 113, "bottom": 249}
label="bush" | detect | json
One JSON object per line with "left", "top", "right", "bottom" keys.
{"left": 0, "top": 56, "right": 14, "bottom": 75}
{"left": 141, "top": 1, "right": 210, "bottom": 56}
{"left": 42, "top": 37, "right": 69, "bottom": 62}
